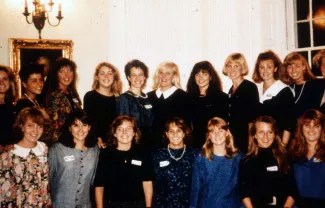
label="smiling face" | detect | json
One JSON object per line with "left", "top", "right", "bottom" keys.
{"left": 255, "top": 122, "right": 275, "bottom": 148}
{"left": 58, "top": 66, "right": 74, "bottom": 90}
{"left": 128, "top": 67, "right": 146, "bottom": 89}
{"left": 70, "top": 119, "right": 91, "bottom": 143}
{"left": 115, "top": 121, "right": 135, "bottom": 147}
{"left": 226, "top": 61, "right": 243, "bottom": 81}
{"left": 287, "top": 59, "right": 306, "bottom": 84}
{"left": 21, "top": 118, "right": 44, "bottom": 145}
{"left": 23, "top": 73, "right": 44, "bottom": 98}
{"left": 158, "top": 67, "right": 174, "bottom": 91}
{"left": 166, "top": 122, "right": 185, "bottom": 149}
{"left": 302, "top": 120, "right": 322, "bottom": 145}
{"left": 195, "top": 70, "right": 210, "bottom": 91}
{"left": 0, "top": 70, "right": 10, "bottom": 95}
{"left": 96, "top": 66, "right": 114, "bottom": 89}
{"left": 208, "top": 126, "right": 228, "bottom": 147}
{"left": 258, "top": 59, "right": 277, "bottom": 82}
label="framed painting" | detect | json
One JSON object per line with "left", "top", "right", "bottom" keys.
{"left": 9, "top": 38, "right": 73, "bottom": 100}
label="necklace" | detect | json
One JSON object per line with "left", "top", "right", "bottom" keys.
{"left": 24, "top": 93, "right": 40, "bottom": 107}
{"left": 292, "top": 82, "right": 306, "bottom": 104}
{"left": 126, "top": 90, "right": 148, "bottom": 98}
{"left": 167, "top": 144, "right": 186, "bottom": 161}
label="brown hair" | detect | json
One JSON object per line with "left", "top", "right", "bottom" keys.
{"left": 313, "top": 50, "right": 325, "bottom": 68}
{"left": 107, "top": 115, "right": 141, "bottom": 147}
{"left": 247, "top": 116, "right": 289, "bottom": 173}
{"left": 92, "top": 62, "right": 122, "bottom": 97}
{"left": 0, "top": 65, "right": 16, "bottom": 103}
{"left": 222, "top": 53, "right": 249, "bottom": 76}
{"left": 202, "top": 117, "right": 238, "bottom": 160}
{"left": 289, "top": 109, "right": 325, "bottom": 162}
{"left": 281, "top": 52, "right": 316, "bottom": 84}
{"left": 252, "top": 50, "right": 282, "bottom": 83}
{"left": 13, "top": 107, "right": 51, "bottom": 142}
{"left": 163, "top": 117, "right": 192, "bottom": 145}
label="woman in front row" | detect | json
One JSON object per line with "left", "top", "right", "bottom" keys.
{"left": 49, "top": 109, "right": 99, "bottom": 208}
{"left": 0, "top": 107, "right": 51, "bottom": 207}
{"left": 289, "top": 109, "right": 325, "bottom": 207}
{"left": 239, "top": 116, "right": 295, "bottom": 208}
{"left": 190, "top": 117, "right": 242, "bottom": 207}
{"left": 94, "top": 115, "right": 154, "bottom": 208}
{"left": 152, "top": 117, "right": 196, "bottom": 207}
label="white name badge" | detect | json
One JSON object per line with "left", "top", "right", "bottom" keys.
{"left": 266, "top": 166, "right": 278, "bottom": 171}
{"left": 64, "top": 155, "right": 75, "bottom": 162}
{"left": 159, "top": 161, "right": 170, "bottom": 167}
{"left": 131, "top": 159, "right": 142, "bottom": 166}
{"left": 38, "top": 156, "right": 47, "bottom": 163}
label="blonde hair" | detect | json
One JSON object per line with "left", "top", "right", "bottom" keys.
{"left": 281, "top": 52, "right": 316, "bottom": 84}
{"left": 202, "top": 117, "right": 238, "bottom": 160}
{"left": 92, "top": 62, "right": 123, "bottom": 97}
{"left": 152, "top": 61, "right": 182, "bottom": 90}
{"left": 313, "top": 50, "right": 325, "bottom": 68}
{"left": 222, "top": 53, "right": 249, "bottom": 76}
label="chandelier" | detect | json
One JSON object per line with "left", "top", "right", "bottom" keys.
{"left": 23, "top": 0, "right": 63, "bottom": 39}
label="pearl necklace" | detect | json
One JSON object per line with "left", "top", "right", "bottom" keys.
{"left": 293, "top": 82, "right": 306, "bottom": 104}
{"left": 167, "top": 144, "right": 186, "bottom": 161}
{"left": 24, "top": 93, "right": 40, "bottom": 107}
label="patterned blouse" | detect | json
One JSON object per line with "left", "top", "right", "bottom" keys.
{"left": 152, "top": 146, "right": 197, "bottom": 208}
{"left": 46, "top": 89, "right": 81, "bottom": 141}
{"left": 0, "top": 141, "right": 51, "bottom": 207}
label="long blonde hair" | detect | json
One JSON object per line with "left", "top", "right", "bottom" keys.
{"left": 202, "top": 117, "right": 238, "bottom": 160}
{"left": 152, "top": 61, "right": 182, "bottom": 90}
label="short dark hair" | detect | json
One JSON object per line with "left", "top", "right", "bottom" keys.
{"left": 163, "top": 117, "right": 192, "bottom": 145}
{"left": 124, "top": 59, "right": 149, "bottom": 87}
{"left": 19, "top": 64, "right": 44, "bottom": 83}
{"left": 58, "top": 109, "right": 97, "bottom": 148}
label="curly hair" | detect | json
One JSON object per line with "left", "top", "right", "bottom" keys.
{"left": 222, "top": 53, "right": 249, "bottom": 76}
{"left": 162, "top": 117, "right": 192, "bottom": 145}
{"left": 247, "top": 116, "right": 289, "bottom": 173}
{"left": 125, "top": 59, "right": 149, "bottom": 88}
{"left": 252, "top": 50, "right": 283, "bottom": 83}
{"left": 281, "top": 52, "right": 316, "bottom": 84}
{"left": 13, "top": 107, "right": 51, "bottom": 142}
{"left": 58, "top": 109, "right": 97, "bottom": 148}
{"left": 107, "top": 115, "right": 141, "bottom": 148}
{"left": 91, "top": 62, "right": 122, "bottom": 97}
{"left": 0, "top": 65, "right": 16, "bottom": 103}
{"left": 201, "top": 117, "right": 238, "bottom": 160}
{"left": 152, "top": 61, "right": 182, "bottom": 90}
{"left": 186, "top": 61, "right": 223, "bottom": 95}
{"left": 289, "top": 109, "right": 325, "bottom": 162}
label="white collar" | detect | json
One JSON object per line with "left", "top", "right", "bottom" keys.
{"left": 155, "top": 86, "right": 178, "bottom": 99}
{"left": 12, "top": 141, "right": 46, "bottom": 158}
{"left": 258, "top": 80, "right": 288, "bottom": 103}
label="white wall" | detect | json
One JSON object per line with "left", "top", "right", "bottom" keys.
{"left": 0, "top": 0, "right": 289, "bottom": 99}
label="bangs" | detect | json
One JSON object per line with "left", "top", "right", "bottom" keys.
{"left": 26, "top": 114, "right": 46, "bottom": 126}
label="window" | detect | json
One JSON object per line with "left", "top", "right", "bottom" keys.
{"left": 292, "top": 0, "right": 325, "bottom": 76}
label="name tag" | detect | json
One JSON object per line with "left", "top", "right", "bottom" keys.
{"left": 38, "top": 156, "right": 47, "bottom": 163}
{"left": 131, "top": 159, "right": 142, "bottom": 166}
{"left": 144, "top": 104, "right": 152, "bottom": 109}
{"left": 159, "top": 161, "right": 170, "bottom": 167}
{"left": 64, "top": 155, "right": 75, "bottom": 162}
{"left": 313, "top": 157, "right": 321, "bottom": 163}
{"left": 266, "top": 166, "right": 278, "bottom": 171}
{"left": 72, "top": 98, "right": 79, "bottom": 103}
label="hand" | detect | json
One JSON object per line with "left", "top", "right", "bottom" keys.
{"left": 97, "top": 137, "right": 106, "bottom": 149}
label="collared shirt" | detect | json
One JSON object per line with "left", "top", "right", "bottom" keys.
{"left": 12, "top": 141, "right": 46, "bottom": 158}
{"left": 155, "top": 86, "right": 178, "bottom": 99}
{"left": 257, "top": 80, "right": 287, "bottom": 103}
{"left": 49, "top": 142, "right": 99, "bottom": 208}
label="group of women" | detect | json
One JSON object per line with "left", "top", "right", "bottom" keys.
{"left": 0, "top": 49, "right": 325, "bottom": 208}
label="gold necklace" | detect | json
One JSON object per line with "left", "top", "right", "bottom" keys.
{"left": 24, "top": 93, "right": 40, "bottom": 107}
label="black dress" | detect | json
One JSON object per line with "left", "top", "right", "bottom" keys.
{"left": 290, "top": 79, "right": 325, "bottom": 119}
{"left": 148, "top": 88, "right": 190, "bottom": 149}
{"left": 83, "top": 90, "right": 116, "bottom": 140}
{"left": 0, "top": 103, "right": 15, "bottom": 145}
{"left": 189, "top": 90, "right": 229, "bottom": 148}
{"left": 228, "top": 79, "right": 259, "bottom": 153}
{"left": 14, "top": 98, "right": 35, "bottom": 116}
{"left": 257, "top": 80, "right": 295, "bottom": 133}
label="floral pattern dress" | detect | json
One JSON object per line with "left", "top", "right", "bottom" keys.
{"left": 0, "top": 141, "right": 51, "bottom": 208}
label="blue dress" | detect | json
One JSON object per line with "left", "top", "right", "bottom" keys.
{"left": 152, "top": 146, "right": 197, "bottom": 208}
{"left": 190, "top": 153, "right": 242, "bottom": 208}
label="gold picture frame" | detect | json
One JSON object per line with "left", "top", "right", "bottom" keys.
{"left": 9, "top": 38, "right": 73, "bottom": 100}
